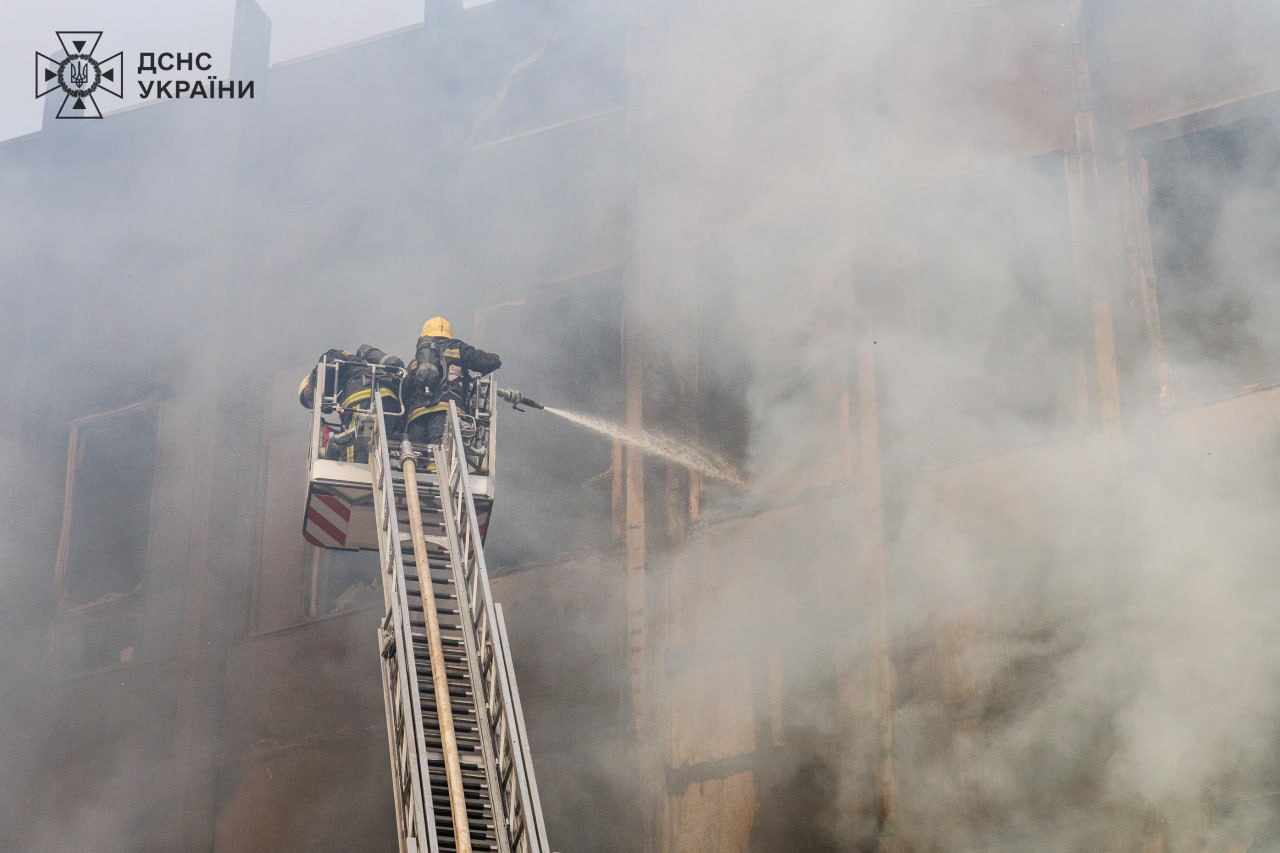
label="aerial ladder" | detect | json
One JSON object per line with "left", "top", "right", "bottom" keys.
{"left": 302, "top": 359, "right": 550, "bottom": 853}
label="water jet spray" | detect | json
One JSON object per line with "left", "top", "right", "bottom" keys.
{"left": 496, "top": 388, "right": 745, "bottom": 486}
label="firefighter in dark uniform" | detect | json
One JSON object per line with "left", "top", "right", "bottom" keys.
{"left": 298, "top": 344, "right": 405, "bottom": 460}
{"left": 405, "top": 316, "right": 502, "bottom": 445}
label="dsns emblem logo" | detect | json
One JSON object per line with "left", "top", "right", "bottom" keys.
{"left": 35, "top": 32, "right": 124, "bottom": 119}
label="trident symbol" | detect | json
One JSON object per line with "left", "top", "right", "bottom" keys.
{"left": 69, "top": 59, "right": 89, "bottom": 89}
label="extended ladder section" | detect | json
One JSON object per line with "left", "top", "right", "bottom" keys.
{"left": 366, "top": 394, "right": 549, "bottom": 853}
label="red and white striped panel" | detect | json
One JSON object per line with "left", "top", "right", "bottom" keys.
{"left": 304, "top": 492, "right": 352, "bottom": 549}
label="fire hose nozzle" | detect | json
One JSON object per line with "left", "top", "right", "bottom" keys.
{"left": 497, "top": 388, "right": 545, "bottom": 412}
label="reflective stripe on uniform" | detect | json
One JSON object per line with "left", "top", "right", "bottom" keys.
{"left": 406, "top": 402, "right": 449, "bottom": 423}
{"left": 341, "top": 386, "right": 400, "bottom": 408}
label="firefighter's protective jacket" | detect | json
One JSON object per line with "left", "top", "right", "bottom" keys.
{"left": 298, "top": 345, "right": 404, "bottom": 415}
{"left": 405, "top": 336, "right": 501, "bottom": 426}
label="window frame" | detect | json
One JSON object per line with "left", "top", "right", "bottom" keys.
{"left": 53, "top": 399, "right": 160, "bottom": 614}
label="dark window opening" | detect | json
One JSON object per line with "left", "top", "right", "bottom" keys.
{"left": 1146, "top": 112, "right": 1280, "bottom": 401}
{"left": 481, "top": 276, "right": 624, "bottom": 568}
{"left": 56, "top": 404, "right": 158, "bottom": 610}
{"left": 307, "top": 547, "right": 380, "bottom": 617}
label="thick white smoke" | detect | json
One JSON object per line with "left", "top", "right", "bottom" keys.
{"left": 627, "top": 0, "right": 1280, "bottom": 848}
{"left": 5, "top": 0, "right": 1280, "bottom": 849}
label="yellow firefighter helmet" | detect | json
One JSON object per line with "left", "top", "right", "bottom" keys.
{"left": 421, "top": 316, "right": 453, "bottom": 338}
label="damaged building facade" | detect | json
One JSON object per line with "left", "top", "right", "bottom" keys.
{"left": 2, "top": 0, "right": 1280, "bottom": 850}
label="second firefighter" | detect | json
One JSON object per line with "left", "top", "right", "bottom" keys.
{"left": 405, "top": 316, "right": 502, "bottom": 445}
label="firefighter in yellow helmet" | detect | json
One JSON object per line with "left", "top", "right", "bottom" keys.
{"left": 405, "top": 316, "right": 501, "bottom": 445}
{"left": 298, "top": 344, "right": 405, "bottom": 461}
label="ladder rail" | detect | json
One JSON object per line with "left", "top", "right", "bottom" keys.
{"left": 370, "top": 394, "right": 438, "bottom": 853}
{"left": 494, "top": 602, "right": 549, "bottom": 852}
{"left": 401, "top": 448, "right": 473, "bottom": 852}
{"left": 433, "top": 436, "right": 513, "bottom": 853}
{"left": 439, "top": 402, "right": 550, "bottom": 853}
